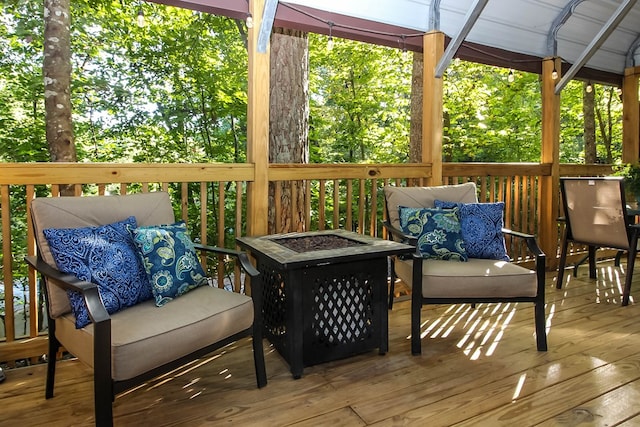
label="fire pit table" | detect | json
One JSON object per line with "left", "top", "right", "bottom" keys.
{"left": 236, "top": 229, "right": 414, "bottom": 378}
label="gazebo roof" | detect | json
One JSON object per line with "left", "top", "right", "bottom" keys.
{"left": 154, "top": 0, "right": 640, "bottom": 86}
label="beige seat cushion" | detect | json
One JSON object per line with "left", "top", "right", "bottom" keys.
{"left": 395, "top": 258, "right": 537, "bottom": 298}
{"left": 54, "top": 285, "right": 254, "bottom": 381}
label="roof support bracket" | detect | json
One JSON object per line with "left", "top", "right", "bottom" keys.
{"left": 626, "top": 34, "right": 640, "bottom": 68}
{"left": 555, "top": 0, "right": 637, "bottom": 94}
{"left": 429, "top": 0, "right": 441, "bottom": 31}
{"left": 547, "top": 0, "right": 586, "bottom": 57}
{"left": 257, "top": 0, "right": 278, "bottom": 53}
{"left": 434, "top": 0, "right": 489, "bottom": 78}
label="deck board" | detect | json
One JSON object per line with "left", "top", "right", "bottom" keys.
{"left": 2, "top": 261, "right": 640, "bottom": 426}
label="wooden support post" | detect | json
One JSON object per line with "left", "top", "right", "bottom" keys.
{"left": 422, "top": 31, "right": 444, "bottom": 186}
{"left": 540, "top": 57, "right": 561, "bottom": 270}
{"left": 247, "top": 0, "right": 270, "bottom": 236}
{"left": 622, "top": 66, "right": 640, "bottom": 164}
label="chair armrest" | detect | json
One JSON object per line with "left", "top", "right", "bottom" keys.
{"left": 502, "top": 228, "right": 545, "bottom": 257}
{"left": 193, "top": 244, "right": 260, "bottom": 278}
{"left": 24, "top": 255, "right": 110, "bottom": 324}
{"left": 382, "top": 220, "right": 418, "bottom": 246}
{"left": 501, "top": 228, "right": 546, "bottom": 285}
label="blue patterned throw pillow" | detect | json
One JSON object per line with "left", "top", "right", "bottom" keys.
{"left": 399, "top": 206, "right": 467, "bottom": 261}
{"left": 43, "top": 216, "right": 153, "bottom": 328}
{"left": 434, "top": 200, "right": 509, "bottom": 261}
{"left": 130, "top": 221, "right": 207, "bottom": 307}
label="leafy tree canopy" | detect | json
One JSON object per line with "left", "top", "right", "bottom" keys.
{"left": 0, "top": 0, "right": 623, "bottom": 165}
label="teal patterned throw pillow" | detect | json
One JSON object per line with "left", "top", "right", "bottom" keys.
{"left": 434, "top": 200, "right": 509, "bottom": 261}
{"left": 399, "top": 206, "right": 467, "bottom": 261}
{"left": 130, "top": 221, "right": 208, "bottom": 307}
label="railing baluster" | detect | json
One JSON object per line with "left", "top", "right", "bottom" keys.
{"left": 217, "top": 182, "right": 225, "bottom": 289}
{"left": 235, "top": 181, "right": 244, "bottom": 293}
{"left": 26, "top": 185, "right": 38, "bottom": 339}
{"left": 272, "top": 181, "right": 280, "bottom": 232}
{"left": 318, "top": 180, "right": 326, "bottom": 230}
{"left": 333, "top": 180, "right": 340, "bottom": 230}
{"left": 346, "top": 180, "right": 353, "bottom": 231}
{"left": 1, "top": 184, "right": 15, "bottom": 343}
{"left": 200, "top": 181, "right": 208, "bottom": 272}
{"left": 305, "top": 179, "right": 311, "bottom": 229}
{"left": 181, "top": 182, "right": 188, "bottom": 223}
{"left": 370, "top": 179, "right": 378, "bottom": 237}
{"left": 358, "top": 179, "right": 365, "bottom": 234}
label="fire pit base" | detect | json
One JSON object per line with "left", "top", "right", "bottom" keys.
{"left": 237, "top": 229, "right": 414, "bottom": 379}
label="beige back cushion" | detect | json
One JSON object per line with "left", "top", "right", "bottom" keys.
{"left": 31, "top": 192, "right": 176, "bottom": 318}
{"left": 384, "top": 182, "right": 478, "bottom": 230}
{"left": 562, "top": 178, "right": 629, "bottom": 249}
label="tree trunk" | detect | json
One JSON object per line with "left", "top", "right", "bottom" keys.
{"left": 595, "top": 86, "right": 615, "bottom": 164}
{"left": 409, "top": 52, "right": 423, "bottom": 163}
{"left": 44, "top": 0, "right": 76, "bottom": 195}
{"left": 583, "top": 81, "right": 596, "bottom": 163}
{"left": 268, "top": 28, "right": 309, "bottom": 233}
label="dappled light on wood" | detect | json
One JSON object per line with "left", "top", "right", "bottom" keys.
{"left": 4, "top": 259, "right": 640, "bottom": 425}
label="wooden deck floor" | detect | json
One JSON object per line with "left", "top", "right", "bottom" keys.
{"left": 3, "top": 261, "right": 640, "bottom": 426}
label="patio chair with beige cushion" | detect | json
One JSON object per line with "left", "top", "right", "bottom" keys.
{"left": 556, "top": 176, "right": 640, "bottom": 306}
{"left": 26, "top": 192, "right": 266, "bottom": 427}
{"left": 383, "top": 182, "right": 547, "bottom": 355}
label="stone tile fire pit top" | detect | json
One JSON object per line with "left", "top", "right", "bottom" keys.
{"left": 236, "top": 229, "right": 415, "bottom": 269}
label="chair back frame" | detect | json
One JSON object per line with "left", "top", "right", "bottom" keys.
{"left": 557, "top": 176, "right": 640, "bottom": 306}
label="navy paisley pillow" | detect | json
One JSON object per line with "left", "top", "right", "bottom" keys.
{"left": 43, "top": 216, "right": 153, "bottom": 328}
{"left": 399, "top": 206, "right": 467, "bottom": 261}
{"left": 130, "top": 221, "right": 208, "bottom": 307}
{"left": 434, "top": 200, "right": 509, "bottom": 261}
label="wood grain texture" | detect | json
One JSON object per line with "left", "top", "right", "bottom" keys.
{"left": 3, "top": 259, "right": 640, "bottom": 426}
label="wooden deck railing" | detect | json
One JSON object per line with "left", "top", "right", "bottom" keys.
{"left": 0, "top": 162, "right": 614, "bottom": 363}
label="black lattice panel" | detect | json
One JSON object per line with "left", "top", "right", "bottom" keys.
{"left": 259, "top": 260, "right": 287, "bottom": 344}
{"left": 301, "top": 258, "right": 385, "bottom": 366}
{"left": 311, "top": 273, "right": 373, "bottom": 345}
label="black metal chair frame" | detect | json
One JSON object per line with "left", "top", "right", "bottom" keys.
{"left": 382, "top": 185, "right": 547, "bottom": 354}
{"left": 26, "top": 243, "right": 267, "bottom": 427}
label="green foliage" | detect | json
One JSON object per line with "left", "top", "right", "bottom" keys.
{"left": 559, "top": 80, "right": 622, "bottom": 163}
{"left": 0, "top": 1, "right": 48, "bottom": 162}
{"left": 0, "top": 1, "right": 625, "bottom": 167}
{"left": 309, "top": 34, "right": 411, "bottom": 163}
{"left": 614, "top": 163, "right": 640, "bottom": 196}
{"left": 443, "top": 61, "right": 542, "bottom": 162}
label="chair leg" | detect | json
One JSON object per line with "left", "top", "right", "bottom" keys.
{"left": 411, "top": 257, "right": 422, "bottom": 355}
{"left": 94, "top": 386, "right": 113, "bottom": 427}
{"left": 573, "top": 254, "right": 588, "bottom": 277}
{"left": 411, "top": 291, "right": 421, "bottom": 355}
{"left": 93, "top": 320, "right": 113, "bottom": 426}
{"left": 556, "top": 232, "right": 569, "bottom": 289}
{"left": 534, "top": 300, "right": 547, "bottom": 351}
{"left": 388, "top": 256, "right": 396, "bottom": 310}
{"left": 252, "top": 335, "right": 267, "bottom": 388}
{"left": 588, "top": 246, "right": 597, "bottom": 279}
{"left": 45, "top": 326, "right": 60, "bottom": 399}
{"left": 622, "top": 246, "right": 637, "bottom": 306}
